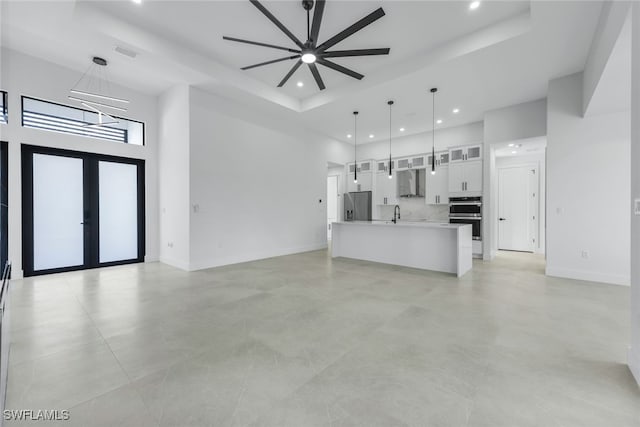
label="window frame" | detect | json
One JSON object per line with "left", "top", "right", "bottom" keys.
{"left": 0, "top": 91, "right": 7, "bottom": 124}
{"left": 21, "top": 96, "right": 145, "bottom": 146}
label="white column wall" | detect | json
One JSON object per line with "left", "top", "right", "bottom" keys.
{"left": 546, "top": 72, "right": 630, "bottom": 286}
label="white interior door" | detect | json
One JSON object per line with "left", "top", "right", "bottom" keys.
{"left": 498, "top": 166, "right": 533, "bottom": 252}
{"left": 327, "top": 175, "right": 338, "bottom": 240}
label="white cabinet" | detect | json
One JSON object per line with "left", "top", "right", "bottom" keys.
{"left": 396, "top": 155, "right": 426, "bottom": 170}
{"left": 427, "top": 152, "right": 449, "bottom": 168}
{"left": 448, "top": 161, "right": 482, "bottom": 195}
{"left": 347, "top": 160, "right": 373, "bottom": 192}
{"left": 449, "top": 144, "right": 482, "bottom": 163}
{"left": 375, "top": 172, "right": 397, "bottom": 205}
{"left": 425, "top": 165, "right": 448, "bottom": 205}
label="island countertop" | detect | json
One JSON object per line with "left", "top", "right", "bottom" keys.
{"left": 331, "top": 221, "right": 473, "bottom": 277}
{"left": 332, "top": 220, "right": 469, "bottom": 230}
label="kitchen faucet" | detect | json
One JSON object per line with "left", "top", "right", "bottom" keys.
{"left": 393, "top": 205, "right": 401, "bottom": 224}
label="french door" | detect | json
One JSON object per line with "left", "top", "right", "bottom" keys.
{"left": 22, "top": 145, "right": 145, "bottom": 276}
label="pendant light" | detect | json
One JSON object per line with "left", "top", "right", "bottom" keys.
{"left": 353, "top": 111, "right": 359, "bottom": 183}
{"left": 69, "top": 56, "right": 130, "bottom": 127}
{"left": 387, "top": 100, "right": 394, "bottom": 179}
{"left": 430, "top": 87, "right": 438, "bottom": 175}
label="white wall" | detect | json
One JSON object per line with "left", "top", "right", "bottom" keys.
{"left": 483, "top": 99, "right": 547, "bottom": 259}
{"left": 547, "top": 72, "right": 630, "bottom": 286}
{"left": 187, "top": 87, "right": 352, "bottom": 270}
{"left": 494, "top": 152, "right": 546, "bottom": 254}
{"left": 357, "top": 122, "right": 483, "bottom": 161}
{"left": 0, "top": 48, "right": 159, "bottom": 277}
{"left": 158, "top": 85, "right": 190, "bottom": 269}
{"left": 629, "top": 2, "right": 640, "bottom": 386}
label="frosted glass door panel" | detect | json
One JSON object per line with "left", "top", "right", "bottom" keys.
{"left": 99, "top": 161, "right": 138, "bottom": 263}
{"left": 33, "top": 154, "right": 84, "bottom": 271}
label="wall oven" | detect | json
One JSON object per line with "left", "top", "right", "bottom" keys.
{"left": 449, "top": 196, "right": 482, "bottom": 240}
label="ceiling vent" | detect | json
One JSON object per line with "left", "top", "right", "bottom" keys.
{"left": 114, "top": 46, "right": 137, "bottom": 59}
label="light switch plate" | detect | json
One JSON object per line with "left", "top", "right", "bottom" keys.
{"left": 635, "top": 199, "right": 640, "bottom": 216}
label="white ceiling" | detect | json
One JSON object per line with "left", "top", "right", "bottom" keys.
{"left": 1, "top": 0, "right": 604, "bottom": 145}
{"left": 586, "top": 10, "right": 631, "bottom": 116}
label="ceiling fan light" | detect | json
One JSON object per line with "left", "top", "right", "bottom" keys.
{"left": 301, "top": 52, "right": 316, "bottom": 64}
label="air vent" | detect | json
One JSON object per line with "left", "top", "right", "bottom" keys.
{"left": 115, "top": 46, "right": 137, "bottom": 59}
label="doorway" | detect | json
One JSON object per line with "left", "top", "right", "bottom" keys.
{"left": 21, "top": 145, "right": 145, "bottom": 276}
{"left": 327, "top": 175, "right": 338, "bottom": 240}
{"left": 498, "top": 165, "right": 538, "bottom": 252}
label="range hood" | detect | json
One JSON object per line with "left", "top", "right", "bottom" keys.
{"left": 397, "top": 169, "right": 425, "bottom": 198}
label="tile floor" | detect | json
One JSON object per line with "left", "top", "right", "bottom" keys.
{"left": 5, "top": 250, "right": 640, "bottom": 426}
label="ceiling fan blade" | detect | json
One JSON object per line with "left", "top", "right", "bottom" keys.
{"left": 241, "top": 55, "right": 301, "bottom": 70}
{"left": 309, "top": 0, "right": 325, "bottom": 46}
{"left": 278, "top": 59, "right": 303, "bottom": 87}
{"left": 322, "top": 48, "right": 390, "bottom": 58}
{"left": 317, "top": 7, "right": 385, "bottom": 52}
{"left": 250, "top": 0, "right": 304, "bottom": 49}
{"left": 317, "top": 58, "right": 363, "bottom": 80}
{"left": 308, "top": 63, "right": 326, "bottom": 90}
{"left": 223, "top": 36, "right": 300, "bottom": 53}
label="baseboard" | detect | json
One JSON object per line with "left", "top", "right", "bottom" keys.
{"left": 188, "top": 243, "right": 329, "bottom": 271}
{"left": 545, "top": 266, "right": 630, "bottom": 286}
{"left": 158, "top": 256, "right": 191, "bottom": 271}
{"left": 629, "top": 346, "right": 640, "bottom": 387}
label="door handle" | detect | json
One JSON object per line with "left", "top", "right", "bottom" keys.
{"left": 499, "top": 218, "right": 506, "bottom": 221}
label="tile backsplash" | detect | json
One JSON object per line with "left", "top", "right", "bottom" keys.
{"left": 377, "top": 197, "right": 449, "bottom": 222}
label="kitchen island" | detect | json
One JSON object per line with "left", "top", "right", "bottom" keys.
{"left": 331, "top": 221, "right": 473, "bottom": 277}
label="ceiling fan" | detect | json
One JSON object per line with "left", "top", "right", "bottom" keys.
{"left": 223, "top": 0, "right": 390, "bottom": 91}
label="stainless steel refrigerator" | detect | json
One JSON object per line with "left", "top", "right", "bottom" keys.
{"left": 344, "top": 191, "right": 372, "bottom": 221}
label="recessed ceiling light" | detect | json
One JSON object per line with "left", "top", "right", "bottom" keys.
{"left": 511, "top": 151, "right": 517, "bottom": 154}
{"left": 452, "top": 108, "right": 460, "bottom": 114}
{"left": 436, "top": 119, "right": 443, "bottom": 124}
{"left": 399, "top": 128, "right": 405, "bottom": 132}
{"left": 296, "top": 81, "right": 304, "bottom": 87}
{"left": 369, "top": 134, "right": 374, "bottom": 138}
{"left": 508, "top": 143, "right": 514, "bottom": 147}
{"left": 347, "top": 134, "right": 352, "bottom": 138}
{"left": 132, "top": 0, "right": 142, "bottom": 4}
{"left": 469, "top": 1, "right": 480, "bottom": 10}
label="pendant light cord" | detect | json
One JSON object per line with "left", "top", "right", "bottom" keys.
{"left": 388, "top": 100, "right": 393, "bottom": 177}
{"left": 431, "top": 88, "right": 436, "bottom": 172}
{"left": 353, "top": 111, "right": 358, "bottom": 182}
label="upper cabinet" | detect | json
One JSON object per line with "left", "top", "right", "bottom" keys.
{"left": 376, "top": 159, "right": 395, "bottom": 174}
{"left": 396, "top": 155, "right": 426, "bottom": 170}
{"left": 346, "top": 160, "right": 373, "bottom": 192}
{"left": 427, "top": 151, "right": 449, "bottom": 168}
{"left": 448, "top": 161, "right": 483, "bottom": 195}
{"left": 449, "top": 144, "right": 482, "bottom": 163}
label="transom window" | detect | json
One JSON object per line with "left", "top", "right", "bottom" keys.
{"left": 21, "top": 97, "right": 144, "bottom": 145}
{"left": 0, "top": 91, "right": 7, "bottom": 124}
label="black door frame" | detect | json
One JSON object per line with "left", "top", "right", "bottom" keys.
{"left": 22, "top": 144, "right": 145, "bottom": 277}
{"left": 0, "top": 142, "right": 7, "bottom": 271}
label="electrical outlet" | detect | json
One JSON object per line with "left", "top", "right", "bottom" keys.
{"left": 167, "top": 242, "right": 174, "bottom": 248}
{"left": 581, "top": 250, "right": 589, "bottom": 259}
